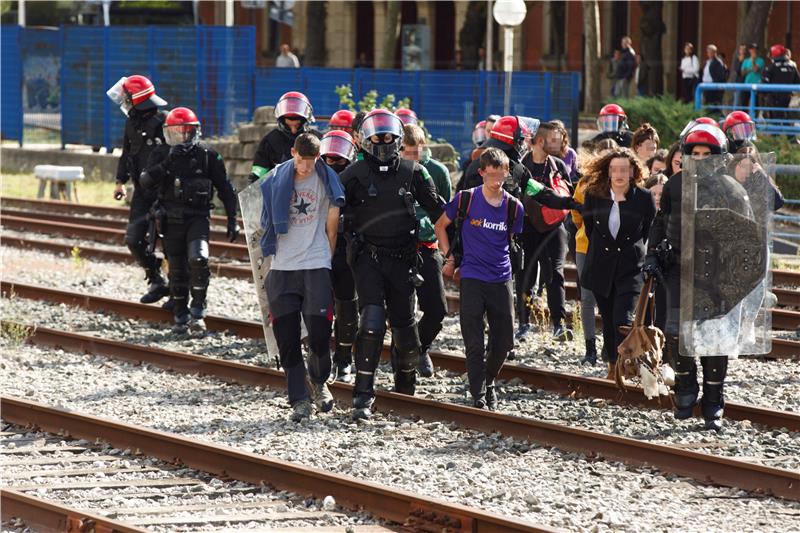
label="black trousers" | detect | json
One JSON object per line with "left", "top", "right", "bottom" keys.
{"left": 163, "top": 215, "right": 210, "bottom": 318}
{"left": 331, "top": 240, "right": 357, "bottom": 365}
{"left": 353, "top": 252, "right": 415, "bottom": 328}
{"left": 124, "top": 187, "right": 160, "bottom": 276}
{"left": 516, "top": 223, "right": 567, "bottom": 327}
{"left": 459, "top": 277, "right": 514, "bottom": 400}
{"left": 413, "top": 247, "right": 447, "bottom": 349}
{"left": 593, "top": 283, "right": 638, "bottom": 364}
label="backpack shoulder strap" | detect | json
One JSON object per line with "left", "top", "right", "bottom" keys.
{"left": 505, "top": 194, "right": 518, "bottom": 242}
{"left": 456, "top": 190, "right": 473, "bottom": 226}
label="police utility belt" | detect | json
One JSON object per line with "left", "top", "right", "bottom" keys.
{"left": 364, "top": 241, "right": 418, "bottom": 261}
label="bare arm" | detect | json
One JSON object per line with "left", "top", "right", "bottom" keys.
{"left": 326, "top": 206, "right": 340, "bottom": 254}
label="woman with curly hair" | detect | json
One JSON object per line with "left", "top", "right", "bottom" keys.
{"left": 580, "top": 148, "right": 656, "bottom": 378}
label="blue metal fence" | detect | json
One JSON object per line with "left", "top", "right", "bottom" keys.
{"left": 3, "top": 24, "right": 580, "bottom": 155}
{"left": 254, "top": 68, "right": 581, "bottom": 156}
{"left": 1, "top": 25, "right": 23, "bottom": 142}
{"left": 695, "top": 82, "right": 800, "bottom": 136}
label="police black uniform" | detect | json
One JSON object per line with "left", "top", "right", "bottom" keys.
{"left": 250, "top": 128, "right": 299, "bottom": 179}
{"left": 142, "top": 143, "right": 238, "bottom": 329}
{"left": 340, "top": 139, "right": 443, "bottom": 418}
{"left": 763, "top": 55, "right": 800, "bottom": 121}
{"left": 116, "top": 107, "right": 169, "bottom": 303}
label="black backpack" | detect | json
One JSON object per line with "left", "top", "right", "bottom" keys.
{"left": 448, "top": 190, "right": 523, "bottom": 273}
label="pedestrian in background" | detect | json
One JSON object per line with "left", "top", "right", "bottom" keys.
{"left": 276, "top": 43, "right": 300, "bottom": 68}
{"left": 702, "top": 44, "right": 727, "bottom": 108}
{"left": 679, "top": 43, "right": 700, "bottom": 103}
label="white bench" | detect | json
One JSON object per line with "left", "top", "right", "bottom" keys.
{"left": 34, "top": 165, "right": 85, "bottom": 202}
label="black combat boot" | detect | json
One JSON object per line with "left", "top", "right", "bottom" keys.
{"left": 582, "top": 337, "right": 598, "bottom": 366}
{"left": 140, "top": 264, "right": 169, "bottom": 304}
{"left": 417, "top": 344, "right": 434, "bottom": 378}
{"left": 700, "top": 356, "right": 728, "bottom": 431}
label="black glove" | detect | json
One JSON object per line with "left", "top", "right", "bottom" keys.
{"left": 168, "top": 143, "right": 190, "bottom": 161}
{"left": 247, "top": 172, "right": 260, "bottom": 184}
{"left": 642, "top": 255, "right": 664, "bottom": 285}
{"left": 226, "top": 219, "right": 240, "bottom": 243}
{"left": 568, "top": 198, "right": 583, "bottom": 213}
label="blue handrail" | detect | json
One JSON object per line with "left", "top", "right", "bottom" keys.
{"left": 694, "top": 82, "right": 800, "bottom": 136}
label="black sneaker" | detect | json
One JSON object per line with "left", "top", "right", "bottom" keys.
{"left": 291, "top": 400, "right": 313, "bottom": 422}
{"left": 552, "top": 325, "right": 574, "bottom": 342}
{"left": 418, "top": 347, "right": 434, "bottom": 378}
{"left": 485, "top": 385, "right": 498, "bottom": 411}
{"left": 514, "top": 323, "right": 531, "bottom": 340}
{"left": 473, "top": 396, "right": 487, "bottom": 409}
{"left": 172, "top": 313, "right": 190, "bottom": 334}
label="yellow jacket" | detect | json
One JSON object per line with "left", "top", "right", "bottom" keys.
{"left": 572, "top": 182, "right": 588, "bottom": 254}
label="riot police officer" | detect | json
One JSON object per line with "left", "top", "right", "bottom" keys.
{"left": 588, "top": 104, "right": 633, "bottom": 148}
{"left": 248, "top": 92, "right": 315, "bottom": 183}
{"left": 722, "top": 111, "right": 757, "bottom": 153}
{"left": 339, "top": 109, "right": 444, "bottom": 419}
{"left": 320, "top": 130, "right": 359, "bottom": 382}
{"left": 107, "top": 75, "right": 169, "bottom": 304}
{"left": 328, "top": 109, "right": 356, "bottom": 134}
{"left": 140, "top": 107, "right": 239, "bottom": 332}
{"left": 644, "top": 123, "right": 763, "bottom": 431}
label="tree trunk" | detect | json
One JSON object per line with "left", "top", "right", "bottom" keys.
{"left": 582, "top": 0, "right": 601, "bottom": 113}
{"left": 304, "top": 1, "right": 326, "bottom": 67}
{"left": 639, "top": 1, "right": 665, "bottom": 96}
{"left": 381, "top": 1, "right": 402, "bottom": 69}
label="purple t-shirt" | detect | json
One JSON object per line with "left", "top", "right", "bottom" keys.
{"left": 445, "top": 187, "right": 524, "bottom": 283}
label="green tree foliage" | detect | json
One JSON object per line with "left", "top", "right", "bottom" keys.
{"left": 335, "top": 84, "right": 410, "bottom": 112}
{"left": 614, "top": 95, "right": 702, "bottom": 147}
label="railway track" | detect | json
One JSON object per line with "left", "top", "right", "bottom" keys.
{"left": 3, "top": 325, "right": 798, "bottom": 502}
{"left": 9, "top": 321, "right": 799, "bottom": 433}
{"left": 1, "top": 403, "right": 551, "bottom": 533}
{"left": 3, "top": 278, "right": 799, "bottom": 359}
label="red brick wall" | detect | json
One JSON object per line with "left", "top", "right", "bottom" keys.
{"left": 522, "top": 1, "right": 544, "bottom": 70}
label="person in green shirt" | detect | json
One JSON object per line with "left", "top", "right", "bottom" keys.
{"left": 741, "top": 44, "right": 765, "bottom": 84}
{"left": 399, "top": 123, "right": 452, "bottom": 377}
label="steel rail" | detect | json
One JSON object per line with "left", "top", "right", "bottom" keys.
{"left": 0, "top": 488, "right": 149, "bottom": 533}
{"left": 1, "top": 196, "right": 238, "bottom": 226}
{"left": 4, "top": 280, "right": 798, "bottom": 359}
{"left": 1, "top": 214, "right": 248, "bottom": 261}
{"left": 4, "top": 195, "right": 800, "bottom": 289}
{"left": 4, "top": 329, "right": 799, "bottom": 501}
{"left": 12, "top": 322, "right": 798, "bottom": 432}
{"left": 0, "top": 396, "right": 561, "bottom": 533}
{"left": 2, "top": 208, "right": 243, "bottom": 244}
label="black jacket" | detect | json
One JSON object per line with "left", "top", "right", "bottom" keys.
{"left": 763, "top": 58, "right": 800, "bottom": 85}
{"left": 581, "top": 186, "right": 655, "bottom": 298}
{"left": 115, "top": 109, "right": 166, "bottom": 187}
{"left": 588, "top": 130, "right": 633, "bottom": 148}
{"left": 707, "top": 57, "right": 727, "bottom": 83}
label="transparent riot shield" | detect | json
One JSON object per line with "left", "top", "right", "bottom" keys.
{"left": 238, "top": 178, "right": 279, "bottom": 357}
{"left": 679, "top": 153, "right": 774, "bottom": 357}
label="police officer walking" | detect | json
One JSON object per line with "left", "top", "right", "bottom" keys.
{"left": 320, "top": 129, "right": 360, "bottom": 382}
{"left": 140, "top": 108, "right": 239, "bottom": 332}
{"left": 339, "top": 109, "right": 444, "bottom": 419}
{"left": 107, "top": 75, "right": 170, "bottom": 305}
{"left": 249, "top": 92, "right": 316, "bottom": 183}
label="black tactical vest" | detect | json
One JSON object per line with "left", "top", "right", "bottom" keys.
{"left": 160, "top": 146, "right": 213, "bottom": 212}
{"left": 347, "top": 159, "right": 416, "bottom": 245}
{"left": 127, "top": 110, "right": 166, "bottom": 182}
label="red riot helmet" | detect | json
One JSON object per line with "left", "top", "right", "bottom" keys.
{"left": 164, "top": 107, "right": 201, "bottom": 146}
{"left": 107, "top": 75, "right": 167, "bottom": 115}
{"left": 770, "top": 44, "right": 787, "bottom": 59}
{"left": 320, "top": 130, "right": 357, "bottom": 162}
{"left": 275, "top": 91, "right": 314, "bottom": 134}
{"left": 328, "top": 109, "right": 355, "bottom": 133}
{"left": 395, "top": 108, "right": 418, "bottom": 125}
{"left": 472, "top": 120, "right": 488, "bottom": 146}
{"left": 679, "top": 116, "right": 722, "bottom": 140}
{"left": 682, "top": 123, "right": 728, "bottom": 156}
{"left": 597, "top": 104, "right": 627, "bottom": 133}
{"left": 722, "top": 111, "right": 757, "bottom": 143}
{"left": 489, "top": 115, "right": 538, "bottom": 154}
{"left": 360, "top": 109, "right": 404, "bottom": 162}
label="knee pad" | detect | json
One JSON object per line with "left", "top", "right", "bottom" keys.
{"left": 188, "top": 238, "right": 210, "bottom": 262}
{"left": 391, "top": 324, "right": 420, "bottom": 372}
{"left": 359, "top": 304, "right": 386, "bottom": 338}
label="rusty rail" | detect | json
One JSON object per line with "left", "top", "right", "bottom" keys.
{"left": 4, "top": 280, "right": 798, "bottom": 360}
{"left": 0, "top": 396, "right": 560, "bottom": 533}
{"left": 13, "top": 321, "right": 798, "bottom": 433}
{"left": 4, "top": 328, "right": 799, "bottom": 502}
{"left": 0, "top": 488, "right": 148, "bottom": 533}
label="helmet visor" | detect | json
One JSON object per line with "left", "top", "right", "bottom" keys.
{"left": 360, "top": 113, "right": 404, "bottom": 140}
{"left": 597, "top": 114, "right": 623, "bottom": 133}
{"left": 727, "top": 121, "right": 757, "bottom": 142}
{"left": 398, "top": 112, "right": 418, "bottom": 125}
{"left": 275, "top": 97, "right": 313, "bottom": 121}
{"left": 320, "top": 134, "right": 356, "bottom": 161}
{"left": 472, "top": 125, "right": 487, "bottom": 146}
{"left": 164, "top": 124, "right": 201, "bottom": 146}
{"left": 106, "top": 77, "right": 131, "bottom": 115}
{"left": 518, "top": 116, "right": 541, "bottom": 138}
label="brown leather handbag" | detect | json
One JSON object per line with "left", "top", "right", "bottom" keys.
{"left": 615, "top": 277, "right": 668, "bottom": 396}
